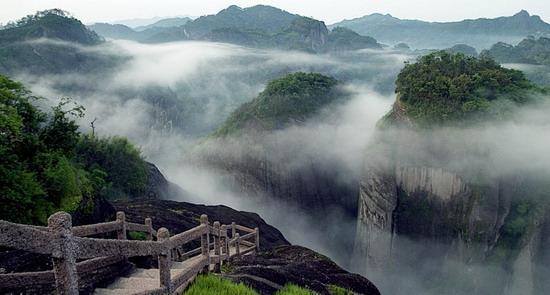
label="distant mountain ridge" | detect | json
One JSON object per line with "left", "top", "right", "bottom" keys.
{"left": 134, "top": 17, "right": 191, "bottom": 31}
{"left": 89, "top": 4, "right": 382, "bottom": 52}
{"left": 483, "top": 36, "right": 550, "bottom": 65}
{"left": 331, "top": 10, "right": 550, "bottom": 49}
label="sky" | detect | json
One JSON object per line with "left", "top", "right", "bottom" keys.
{"left": 0, "top": 0, "right": 549, "bottom": 25}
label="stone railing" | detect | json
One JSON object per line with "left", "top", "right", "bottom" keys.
{"left": 0, "top": 211, "right": 260, "bottom": 295}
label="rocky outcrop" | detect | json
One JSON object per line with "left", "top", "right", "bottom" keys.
{"left": 142, "top": 162, "right": 171, "bottom": 199}
{"left": 206, "top": 151, "right": 358, "bottom": 217}
{"left": 112, "top": 199, "right": 290, "bottom": 250}
{"left": 352, "top": 137, "right": 550, "bottom": 294}
{"left": 224, "top": 245, "right": 380, "bottom": 295}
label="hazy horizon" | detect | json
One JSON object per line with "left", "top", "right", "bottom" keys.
{"left": 1, "top": 0, "right": 549, "bottom": 26}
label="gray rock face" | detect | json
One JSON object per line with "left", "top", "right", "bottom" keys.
{"left": 225, "top": 245, "right": 381, "bottom": 295}
{"left": 352, "top": 143, "right": 550, "bottom": 294}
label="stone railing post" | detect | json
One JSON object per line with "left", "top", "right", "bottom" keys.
{"left": 145, "top": 218, "right": 153, "bottom": 241}
{"left": 235, "top": 233, "right": 241, "bottom": 256}
{"left": 231, "top": 222, "right": 236, "bottom": 238}
{"left": 254, "top": 227, "right": 260, "bottom": 252}
{"left": 48, "top": 212, "right": 79, "bottom": 295}
{"left": 116, "top": 211, "right": 127, "bottom": 240}
{"left": 220, "top": 224, "right": 229, "bottom": 264}
{"left": 200, "top": 215, "right": 210, "bottom": 273}
{"left": 157, "top": 227, "right": 172, "bottom": 292}
{"left": 213, "top": 221, "right": 221, "bottom": 273}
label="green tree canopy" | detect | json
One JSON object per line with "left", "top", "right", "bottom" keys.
{"left": 0, "top": 74, "right": 148, "bottom": 224}
{"left": 390, "top": 51, "right": 539, "bottom": 126}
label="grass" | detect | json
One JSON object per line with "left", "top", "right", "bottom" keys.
{"left": 127, "top": 231, "right": 148, "bottom": 240}
{"left": 183, "top": 275, "right": 319, "bottom": 295}
{"left": 183, "top": 275, "right": 257, "bottom": 295}
{"left": 275, "top": 284, "right": 316, "bottom": 295}
{"left": 328, "top": 285, "right": 354, "bottom": 295}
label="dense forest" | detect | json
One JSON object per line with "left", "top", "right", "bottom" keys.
{"left": 214, "top": 72, "right": 344, "bottom": 136}
{"left": 386, "top": 51, "right": 541, "bottom": 126}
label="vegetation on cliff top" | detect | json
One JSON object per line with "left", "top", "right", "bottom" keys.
{"left": 385, "top": 51, "right": 540, "bottom": 126}
{"left": 214, "top": 72, "right": 343, "bottom": 136}
{"left": 0, "top": 74, "right": 147, "bottom": 224}
{"left": 183, "top": 275, "right": 330, "bottom": 295}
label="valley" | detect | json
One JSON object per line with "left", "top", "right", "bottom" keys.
{"left": 1, "top": 3, "right": 550, "bottom": 295}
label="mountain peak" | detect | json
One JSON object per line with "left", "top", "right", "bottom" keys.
{"left": 222, "top": 5, "right": 243, "bottom": 13}
{"left": 514, "top": 10, "right": 531, "bottom": 17}
{"left": 0, "top": 9, "right": 102, "bottom": 45}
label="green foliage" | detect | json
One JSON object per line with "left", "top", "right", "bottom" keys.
{"left": 75, "top": 135, "right": 148, "bottom": 200}
{"left": 275, "top": 284, "right": 315, "bottom": 295}
{"left": 393, "top": 51, "right": 538, "bottom": 126}
{"left": 183, "top": 275, "right": 258, "bottom": 295}
{"left": 0, "top": 9, "right": 101, "bottom": 46}
{"left": 0, "top": 10, "right": 118, "bottom": 76}
{"left": 0, "top": 74, "right": 148, "bottom": 224}
{"left": 183, "top": 275, "right": 319, "bottom": 295}
{"left": 215, "top": 72, "right": 342, "bottom": 136}
{"left": 128, "top": 231, "right": 147, "bottom": 240}
{"left": 221, "top": 262, "right": 236, "bottom": 274}
{"left": 328, "top": 285, "right": 354, "bottom": 295}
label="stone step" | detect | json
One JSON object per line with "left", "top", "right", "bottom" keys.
{"left": 108, "top": 277, "right": 159, "bottom": 290}
{"left": 129, "top": 268, "right": 159, "bottom": 279}
{"left": 93, "top": 288, "right": 141, "bottom": 295}
{"left": 129, "top": 267, "right": 187, "bottom": 279}
{"left": 93, "top": 247, "right": 249, "bottom": 294}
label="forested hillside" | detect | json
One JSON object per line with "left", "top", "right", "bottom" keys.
{"left": 214, "top": 72, "right": 344, "bottom": 136}
{"left": 383, "top": 51, "right": 540, "bottom": 126}
{"left": 0, "top": 75, "right": 149, "bottom": 224}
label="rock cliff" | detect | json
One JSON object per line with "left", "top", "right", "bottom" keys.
{"left": 352, "top": 52, "right": 550, "bottom": 294}
{"left": 353, "top": 158, "right": 550, "bottom": 294}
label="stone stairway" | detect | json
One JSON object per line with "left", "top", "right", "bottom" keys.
{"left": 94, "top": 255, "right": 207, "bottom": 295}
{"left": 0, "top": 212, "right": 260, "bottom": 295}
{"left": 93, "top": 245, "right": 253, "bottom": 295}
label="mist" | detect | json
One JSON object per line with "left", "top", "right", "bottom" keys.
{"left": 14, "top": 39, "right": 402, "bottom": 268}
{"left": 352, "top": 93, "right": 550, "bottom": 294}
{"left": 13, "top": 37, "right": 550, "bottom": 295}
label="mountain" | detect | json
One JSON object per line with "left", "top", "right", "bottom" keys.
{"left": 0, "top": 9, "right": 101, "bottom": 45}
{"left": 353, "top": 52, "right": 549, "bottom": 294}
{"left": 87, "top": 22, "right": 139, "bottom": 40}
{"left": 482, "top": 37, "right": 550, "bottom": 86}
{"left": 194, "top": 73, "right": 358, "bottom": 267}
{"left": 88, "top": 5, "right": 382, "bottom": 52}
{"left": 483, "top": 36, "right": 550, "bottom": 65}
{"left": 184, "top": 5, "right": 298, "bottom": 39}
{"left": 134, "top": 17, "right": 191, "bottom": 31}
{"left": 383, "top": 51, "right": 537, "bottom": 126}
{"left": 331, "top": 10, "right": 550, "bottom": 50}
{"left": 113, "top": 16, "right": 166, "bottom": 28}
{"left": 326, "top": 27, "right": 382, "bottom": 51}
{"left": 214, "top": 72, "right": 344, "bottom": 136}
{"left": 0, "top": 10, "right": 118, "bottom": 75}
{"left": 445, "top": 44, "right": 478, "bottom": 56}
{"left": 89, "top": 22, "right": 189, "bottom": 43}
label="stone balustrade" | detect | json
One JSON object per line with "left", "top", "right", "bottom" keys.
{"left": 0, "top": 211, "right": 260, "bottom": 295}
